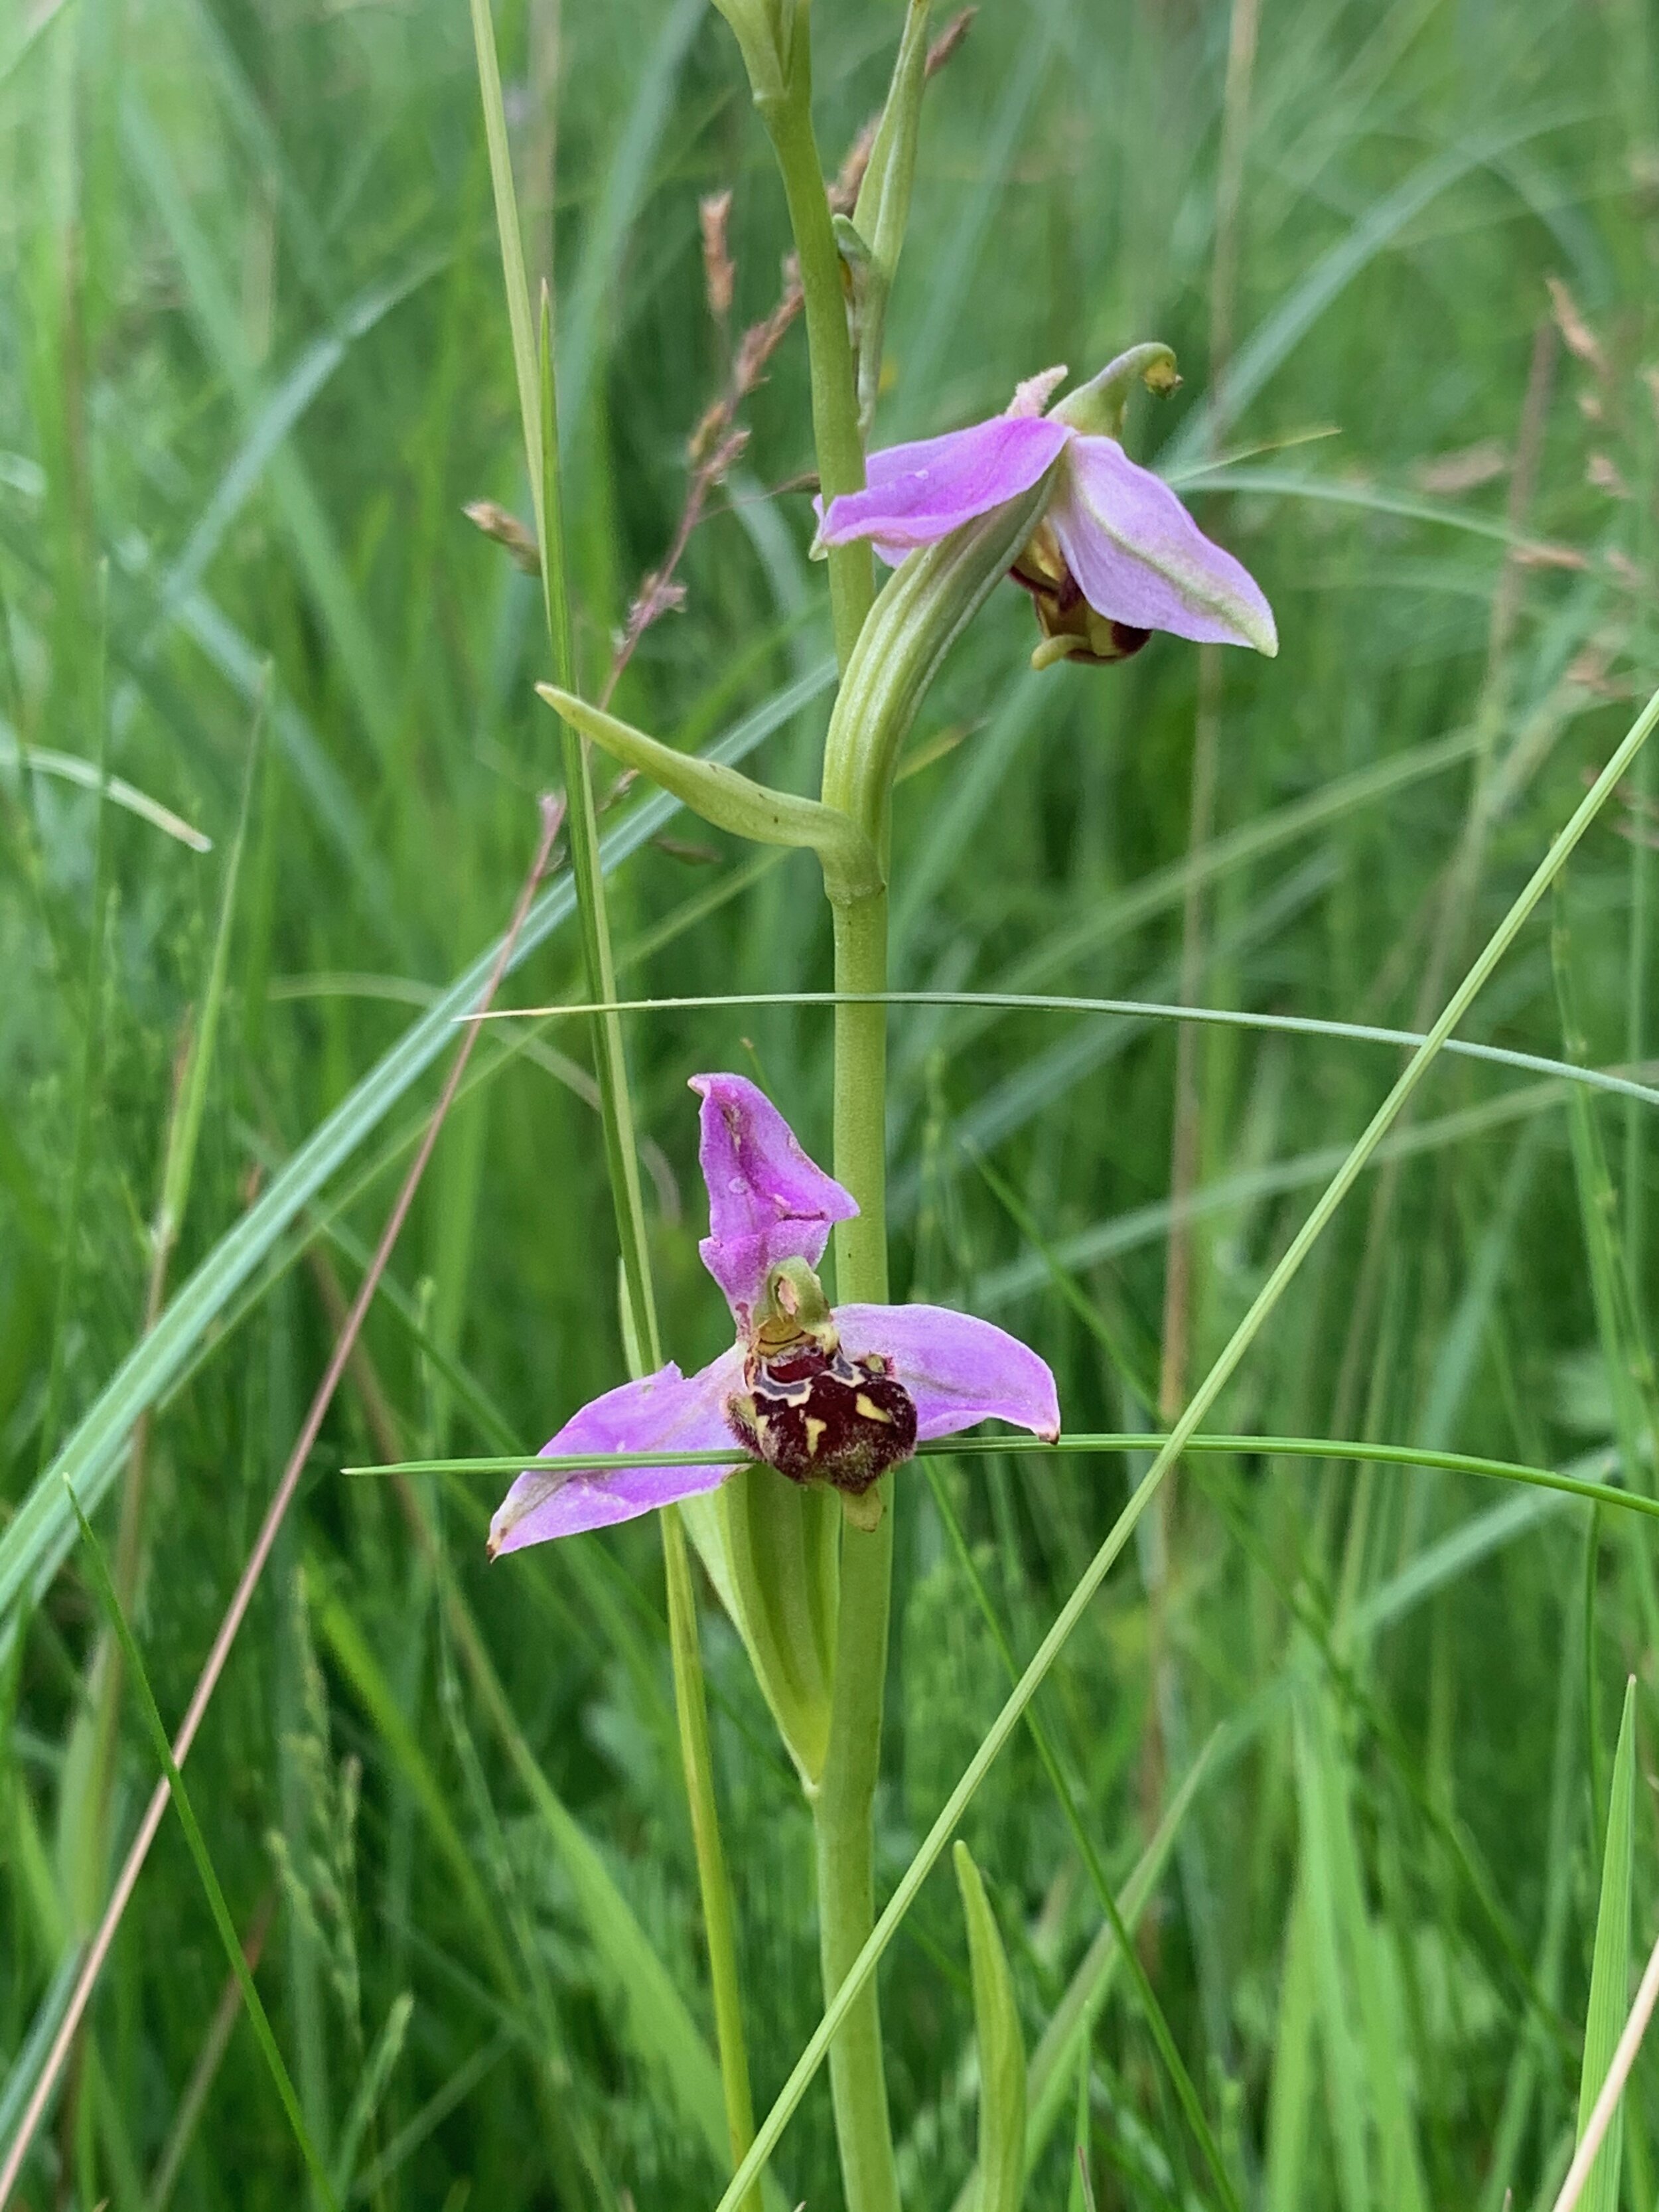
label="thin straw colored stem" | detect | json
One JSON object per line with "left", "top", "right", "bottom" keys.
{"left": 467, "top": 0, "right": 757, "bottom": 2179}
{"left": 1550, "top": 1929, "right": 1659, "bottom": 2212}
{"left": 0, "top": 804, "right": 562, "bottom": 2211}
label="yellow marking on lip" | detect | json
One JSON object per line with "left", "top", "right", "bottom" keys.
{"left": 752, "top": 1412, "right": 771, "bottom": 1443}
{"left": 855, "top": 1394, "right": 894, "bottom": 1424}
{"left": 804, "top": 1416, "right": 827, "bottom": 1457}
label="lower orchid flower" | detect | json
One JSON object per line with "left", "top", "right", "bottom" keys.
{"left": 817, "top": 351, "right": 1277, "bottom": 669}
{"left": 488, "top": 1073, "right": 1060, "bottom": 1554}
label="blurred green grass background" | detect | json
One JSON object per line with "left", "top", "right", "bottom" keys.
{"left": 4, "top": 0, "right": 1659, "bottom": 2202}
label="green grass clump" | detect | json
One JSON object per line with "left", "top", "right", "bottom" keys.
{"left": 3, "top": 0, "right": 1659, "bottom": 2203}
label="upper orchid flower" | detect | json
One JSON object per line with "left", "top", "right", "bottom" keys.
{"left": 818, "top": 354, "right": 1277, "bottom": 669}
{"left": 489, "top": 1074, "right": 1059, "bottom": 1554}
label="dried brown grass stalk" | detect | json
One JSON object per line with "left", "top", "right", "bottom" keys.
{"left": 0, "top": 796, "right": 566, "bottom": 2210}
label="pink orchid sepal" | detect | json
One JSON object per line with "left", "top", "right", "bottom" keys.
{"left": 489, "top": 1074, "right": 1058, "bottom": 1557}
{"left": 817, "top": 348, "right": 1277, "bottom": 669}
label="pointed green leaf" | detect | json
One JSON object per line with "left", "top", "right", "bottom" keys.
{"left": 954, "top": 1841, "right": 1026, "bottom": 2212}
{"left": 1575, "top": 1676, "right": 1637, "bottom": 2212}
{"left": 538, "top": 685, "right": 883, "bottom": 902}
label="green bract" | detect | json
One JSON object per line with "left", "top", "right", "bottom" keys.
{"left": 847, "top": 0, "right": 932, "bottom": 433}
{"left": 536, "top": 686, "right": 884, "bottom": 905}
{"left": 822, "top": 466, "right": 1062, "bottom": 853}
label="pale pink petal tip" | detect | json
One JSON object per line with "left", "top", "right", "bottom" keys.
{"left": 488, "top": 1353, "right": 741, "bottom": 1557}
{"left": 1052, "top": 435, "right": 1277, "bottom": 655}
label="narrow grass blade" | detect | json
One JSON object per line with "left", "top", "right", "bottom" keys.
{"left": 313, "top": 1590, "right": 514, "bottom": 1990}
{"left": 145, "top": 1894, "right": 277, "bottom": 2212}
{"left": 0, "top": 729, "right": 212, "bottom": 850}
{"left": 348, "top": 1432, "right": 1659, "bottom": 1530}
{"left": 1065, "top": 2037, "right": 1090, "bottom": 2212}
{"left": 120, "top": 92, "right": 394, "bottom": 759}
{"left": 952, "top": 1842, "right": 1025, "bottom": 2212}
{"left": 474, "top": 985, "right": 1659, "bottom": 1116}
{"left": 925, "top": 1461, "right": 1240, "bottom": 2210}
{"left": 407, "top": 1481, "right": 747, "bottom": 2185}
{"left": 1555, "top": 1931, "right": 1659, "bottom": 2212}
{"left": 156, "top": 259, "right": 443, "bottom": 621}
{"left": 62, "top": 1483, "right": 338, "bottom": 2209}
{"left": 1574, "top": 1676, "right": 1637, "bottom": 2212}
{"left": 348, "top": 2028, "right": 515, "bottom": 2201}
{"left": 554, "top": 0, "right": 705, "bottom": 446}
{"left": 1294, "top": 1690, "right": 1371, "bottom": 2212}
{"left": 1019, "top": 1746, "right": 1218, "bottom": 2179}
{"left": 36, "top": 572, "right": 111, "bottom": 1479}
{"left": 1160, "top": 113, "right": 1576, "bottom": 472}
{"left": 0, "top": 1945, "right": 82, "bottom": 2156}
{"left": 159, "top": 692, "right": 264, "bottom": 1249}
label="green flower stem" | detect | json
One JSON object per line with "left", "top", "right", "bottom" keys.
{"left": 759, "top": 72, "right": 872, "bottom": 670}
{"left": 811, "top": 885, "right": 901, "bottom": 2212}
{"left": 798, "top": 460, "right": 1057, "bottom": 2212}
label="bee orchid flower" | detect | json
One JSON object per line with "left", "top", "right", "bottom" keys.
{"left": 818, "top": 354, "right": 1277, "bottom": 668}
{"left": 488, "top": 1073, "right": 1059, "bottom": 1554}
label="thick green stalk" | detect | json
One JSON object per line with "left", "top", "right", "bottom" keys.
{"left": 811, "top": 885, "right": 901, "bottom": 2212}
{"left": 759, "top": 72, "right": 871, "bottom": 668}
{"left": 802, "top": 467, "right": 1055, "bottom": 2212}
